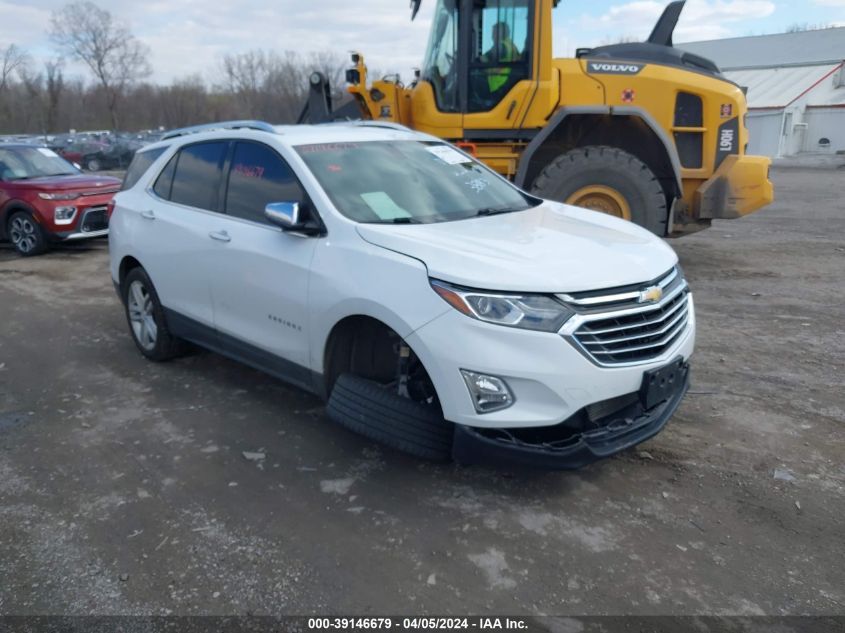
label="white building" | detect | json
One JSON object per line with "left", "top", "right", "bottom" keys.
{"left": 681, "top": 28, "right": 845, "bottom": 157}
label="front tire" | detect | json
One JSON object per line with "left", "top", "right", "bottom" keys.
{"left": 122, "top": 267, "right": 185, "bottom": 361}
{"left": 327, "top": 373, "right": 453, "bottom": 461}
{"left": 85, "top": 158, "right": 101, "bottom": 172}
{"left": 8, "top": 211, "right": 48, "bottom": 257}
{"left": 530, "top": 146, "right": 669, "bottom": 236}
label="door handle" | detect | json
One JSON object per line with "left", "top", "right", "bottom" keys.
{"left": 140, "top": 210, "right": 155, "bottom": 220}
{"left": 209, "top": 230, "right": 231, "bottom": 243}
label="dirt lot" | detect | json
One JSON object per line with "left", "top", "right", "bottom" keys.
{"left": 0, "top": 168, "right": 843, "bottom": 617}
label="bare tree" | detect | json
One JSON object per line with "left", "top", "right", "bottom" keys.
{"left": 159, "top": 75, "right": 209, "bottom": 128}
{"left": 50, "top": 1, "right": 151, "bottom": 130}
{"left": 17, "top": 66, "right": 44, "bottom": 133}
{"left": 44, "top": 60, "right": 65, "bottom": 134}
{"left": 1, "top": 44, "right": 29, "bottom": 94}
{"left": 221, "top": 49, "right": 270, "bottom": 116}
{"left": 0, "top": 47, "right": 360, "bottom": 134}
{"left": 219, "top": 49, "right": 352, "bottom": 123}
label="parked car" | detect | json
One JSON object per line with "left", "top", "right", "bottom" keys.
{"left": 109, "top": 121, "right": 695, "bottom": 469}
{"left": 54, "top": 140, "right": 135, "bottom": 172}
{"left": 0, "top": 144, "right": 121, "bottom": 256}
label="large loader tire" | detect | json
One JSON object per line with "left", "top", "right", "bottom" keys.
{"left": 327, "top": 373, "right": 453, "bottom": 461}
{"left": 530, "top": 145, "right": 669, "bottom": 236}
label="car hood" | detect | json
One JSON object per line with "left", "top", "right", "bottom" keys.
{"left": 7, "top": 174, "right": 121, "bottom": 193}
{"left": 355, "top": 201, "right": 678, "bottom": 293}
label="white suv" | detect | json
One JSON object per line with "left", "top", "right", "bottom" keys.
{"left": 109, "top": 120, "right": 695, "bottom": 469}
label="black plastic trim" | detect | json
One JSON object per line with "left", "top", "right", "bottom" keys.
{"left": 452, "top": 367, "right": 690, "bottom": 470}
{"left": 163, "top": 308, "right": 323, "bottom": 396}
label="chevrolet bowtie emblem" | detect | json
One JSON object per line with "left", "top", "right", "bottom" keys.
{"left": 639, "top": 286, "right": 663, "bottom": 304}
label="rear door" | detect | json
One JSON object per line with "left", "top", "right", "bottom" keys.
{"left": 207, "top": 140, "right": 318, "bottom": 387}
{"left": 140, "top": 141, "right": 229, "bottom": 329}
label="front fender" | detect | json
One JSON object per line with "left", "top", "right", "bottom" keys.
{"left": 307, "top": 239, "right": 450, "bottom": 376}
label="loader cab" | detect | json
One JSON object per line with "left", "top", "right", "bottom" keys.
{"left": 420, "top": 0, "right": 534, "bottom": 115}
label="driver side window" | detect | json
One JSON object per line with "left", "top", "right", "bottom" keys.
{"left": 420, "top": 0, "right": 460, "bottom": 113}
{"left": 225, "top": 142, "right": 306, "bottom": 225}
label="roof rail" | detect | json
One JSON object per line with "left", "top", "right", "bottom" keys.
{"left": 161, "top": 120, "right": 276, "bottom": 140}
{"left": 348, "top": 121, "right": 413, "bottom": 132}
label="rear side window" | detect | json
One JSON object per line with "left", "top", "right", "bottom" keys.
{"left": 168, "top": 142, "right": 228, "bottom": 211}
{"left": 224, "top": 142, "right": 306, "bottom": 225}
{"left": 122, "top": 147, "right": 167, "bottom": 191}
{"left": 153, "top": 154, "right": 177, "bottom": 199}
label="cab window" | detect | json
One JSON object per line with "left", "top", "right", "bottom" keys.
{"left": 468, "top": 0, "right": 531, "bottom": 113}
{"left": 224, "top": 142, "right": 306, "bottom": 225}
{"left": 421, "top": 0, "right": 460, "bottom": 113}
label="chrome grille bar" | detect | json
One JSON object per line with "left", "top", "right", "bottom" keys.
{"left": 578, "top": 293, "right": 688, "bottom": 336}
{"left": 589, "top": 315, "right": 689, "bottom": 355}
{"left": 564, "top": 283, "right": 692, "bottom": 366}
{"left": 581, "top": 307, "right": 689, "bottom": 347}
{"left": 557, "top": 267, "right": 678, "bottom": 308}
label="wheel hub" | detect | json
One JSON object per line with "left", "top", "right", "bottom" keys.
{"left": 566, "top": 185, "right": 632, "bottom": 220}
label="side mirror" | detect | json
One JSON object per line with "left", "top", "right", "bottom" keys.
{"left": 265, "top": 201, "right": 300, "bottom": 229}
{"left": 265, "top": 201, "right": 324, "bottom": 236}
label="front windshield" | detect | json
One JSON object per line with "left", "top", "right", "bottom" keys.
{"left": 296, "top": 140, "right": 537, "bottom": 224}
{"left": 0, "top": 147, "right": 79, "bottom": 181}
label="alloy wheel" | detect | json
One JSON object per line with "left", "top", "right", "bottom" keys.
{"left": 9, "top": 216, "right": 38, "bottom": 254}
{"left": 127, "top": 280, "right": 158, "bottom": 351}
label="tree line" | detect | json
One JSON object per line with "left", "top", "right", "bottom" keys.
{"left": 0, "top": 1, "right": 351, "bottom": 135}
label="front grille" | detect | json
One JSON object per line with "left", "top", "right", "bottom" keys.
{"left": 81, "top": 206, "right": 109, "bottom": 232}
{"left": 573, "top": 288, "right": 691, "bottom": 365}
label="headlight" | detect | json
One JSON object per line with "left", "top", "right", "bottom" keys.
{"left": 430, "top": 280, "right": 574, "bottom": 332}
{"left": 39, "top": 192, "right": 80, "bottom": 201}
{"left": 54, "top": 206, "right": 77, "bottom": 224}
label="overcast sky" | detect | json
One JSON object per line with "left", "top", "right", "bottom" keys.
{"left": 1, "top": 0, "right": 843, "bottom": 85}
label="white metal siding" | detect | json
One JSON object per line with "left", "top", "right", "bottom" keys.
{"left": 804, "top": 109, "right": 845, "bottom": 153}
{"left": 747, "top": 111, "right": 785, "bottom": 157}
{"left": 725, "top": 65, "right": 840, "bottom": 109}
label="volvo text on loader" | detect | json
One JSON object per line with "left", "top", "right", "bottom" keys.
{"left": 300, "top": 0, "right": 774, "bottom": 236}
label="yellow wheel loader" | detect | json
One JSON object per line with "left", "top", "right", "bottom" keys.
{"left": 300, "top": 0, "right": 774, "bottom": 236}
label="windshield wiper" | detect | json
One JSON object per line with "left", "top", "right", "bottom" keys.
{"left": 475, "top": 206, "right": 526, "bottom": 217}
{"left": 366, "top": 217, "right": 420, "bottom": 225}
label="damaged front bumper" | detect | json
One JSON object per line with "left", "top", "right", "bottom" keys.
{"left": 452, "top": 365, "right": 690, "bottom": 470}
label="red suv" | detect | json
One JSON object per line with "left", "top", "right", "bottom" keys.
{"left": 0, "top": 144, "right": 120, "bottom": 256}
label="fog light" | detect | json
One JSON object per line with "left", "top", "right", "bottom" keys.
{"left": 460, "top": 370, "right": 514, "bottom": 413}
{"left": 54, "top": 206, "right": 77, "bottom": 225}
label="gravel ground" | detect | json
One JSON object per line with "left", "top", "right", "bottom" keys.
{"left": 0, "top": 168, "right": 843, "bottom": 616}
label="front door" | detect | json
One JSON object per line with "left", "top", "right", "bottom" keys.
{"left": 208, "top": 140, "right": 317, "bottom": 388}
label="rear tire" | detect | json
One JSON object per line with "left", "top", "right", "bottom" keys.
{"left": 122, "top": 267, "right": 185, "bottom": 361}
{"left": 8, "top": 211, "right": 48, "bottom": 257}
{"left": 85, "top": 158, "right": 101, "bottom": 172}
{"left": 327, "top": 373, "right": 453, "bottom": 461}
{"left": 530, "top": 145, "right": 668, "bottom": 236}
